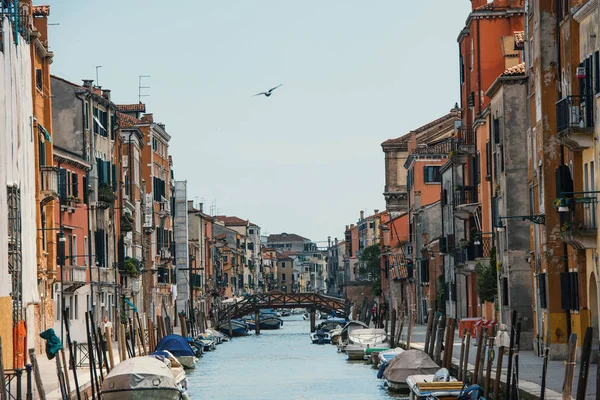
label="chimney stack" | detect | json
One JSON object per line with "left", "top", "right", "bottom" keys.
{"left": 92, "top": 86, "right": 102, "bottom": 95}
{"left": 102, "top": 89, "right": 111, "bottom": 101}
{"left": 82, "top": 79, "right": 94, "bottom": 89}
{"left": 141, "top": 113, "right": 154, "bottom": 123}
{"left": 187, "top": 200, "right": 194, "bottom": 211}
{"left": 470, "top": 0, "right": 488, "bottom": 10}
{"left": 199, "top": 202, "right": 204, "bottom": 213}
{"left": 374, "top": 209, "right": 379, "bottom": 215}
{"left": 360, "top": 210, "right": 364, "bottom": 220}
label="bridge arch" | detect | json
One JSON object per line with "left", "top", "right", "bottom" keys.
{"left": 217, "top": 291, "right": 349, "bottom": 323}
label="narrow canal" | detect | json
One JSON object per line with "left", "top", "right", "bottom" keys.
{"left": 186, "top": 315, "right": 405, "bottom": 399}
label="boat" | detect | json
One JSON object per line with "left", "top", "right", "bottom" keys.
{"left": 218, "top": 318, "right": 249, "bottom": 337}
{"left": 244, "top": 314, "right": 284, "bottom": 330}
{"left": 310, "top": 329, "right": 332, "bottom": 344}
{"left": 205, "top": 328, "right": 226, "bottom": 344}
{"left": 155, "top": 334, "right": 198, "bottom": 369}
{"left": 330, "top": 327, "right": 342, "bottom": 344}
{"left": 337, "top": 320, "right": 368, "bottom": 352}
{"left": 406, "top": 370, "right": 475, "bottom": 400}
{"left": 365, "top": 346, "right": 393, "bottom": 366}
{"left": 378, "top": 347, "right": 404, "bottom": 367}
{"left": 280, "top": 310, "right": 292, "bottom": 317}
{"left": 150, "top": 351, "right": 188, "bottom": 393}
{"left": 100, "top": 356, "right": 189, "bottom": 400}
{"left": 345, "top": 328, "right": 389, "bottom": 360}
{"left": 316, "top": 318, "right": 346, "bottom": 332}
{"left": 302, "top": 312, "right": 309, "bottom": 320}
{"left": 383, "top": 350, "right": 441, "bottom": 392}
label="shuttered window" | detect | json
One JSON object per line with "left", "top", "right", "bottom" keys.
{"left": 423, "top": 166, "right": 441, "bottom": 183}
{"left": 560, "top": 271, "right": 579, "bottom": 311}
{"left": 538, "top": 273, "right": 547, "bottom": 309}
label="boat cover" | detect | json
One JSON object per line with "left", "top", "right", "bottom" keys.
{"left": 101, "top": 356, "right": 179, "bottom": 394}
{"left": 156, "top": 334, "right": 195, "bottom": 357}
{"left": 383, "top": 350, "right": 440, "bottom": 384}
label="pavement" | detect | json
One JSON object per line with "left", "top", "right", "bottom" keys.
{"left": 399, "top": 324, "right": 597, "bottom": 399}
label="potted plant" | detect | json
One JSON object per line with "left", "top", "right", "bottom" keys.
{"left": 121, "top": 257, "right": 141, "bottom": 277}
{"left": 98, "top": 183, "right": 116, "bottom": 205}
{"left": 121, "top": 213, "right": 134, "bottom": 232}
{"left": 66, "top": 195, "right": 82, "bottom": 204}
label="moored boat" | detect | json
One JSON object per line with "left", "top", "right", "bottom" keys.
{"left": 218, "top": 318, "right": 249, "bottom": 337}
{"left": 383, "top": 350, "right": 440, "bottom": 392}
{"left": 330, "top": 327, "right": 342, "bottom": 344}
{"left": 406, "top": 370, "right": 473, "bottom": 400}
{"left": 155, "top": 334, "right": 198, "bottom": 369}
{"left": 100, "top": 356, "right": 189, "bottom": 400}
{"left": 309, "top": 329, "right": 332, "bottom": 344}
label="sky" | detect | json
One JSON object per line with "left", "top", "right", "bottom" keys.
{"left": 45, "top": 0, "right": 472, "bottom": 243}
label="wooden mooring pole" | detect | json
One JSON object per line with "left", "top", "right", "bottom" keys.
{"left": 575, "top": 327, "right": 593, "bottom": 400}
{"left": 458, "top": 329, "right": 467, "bottom": 381}
{"left": 255, "top": 310, "right": 261, "bottom": 335}
{"left": 434, "top": 315, "right": 446, "bottom": 364}
{"left": 389, "top": 308, "right": 396, "bottom": 348}
{"left": 310, "top": 309, "right": 316, "bottom": 333}
{"left": 493, "top": 345, "right": 504, "bottom": 400}
{"left": 428, "top": 313, "right": 439, "bottom": 357}
{"left": 424, "top": 309, "right": 434, "bottom": 355}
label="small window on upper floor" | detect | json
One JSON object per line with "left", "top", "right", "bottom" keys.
{"left": 36, "top": 69, "right": 43, "bottom": 91}
{"left": 423, "top": 166, "right": 441, "bottom": 183}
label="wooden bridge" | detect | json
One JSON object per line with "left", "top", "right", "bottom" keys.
{"left": 217, "top": 291, "right": 349, "bottom": 324}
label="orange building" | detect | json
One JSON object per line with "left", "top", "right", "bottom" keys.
{"left": 441, "top": 0, "right": 524, "bottom": 319}
{"left": 28, "top": 3, "right": 57, "bottom": 352}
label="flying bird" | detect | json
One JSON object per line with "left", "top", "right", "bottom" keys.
{"left": 253, "top": 84, "right": 283, "bottom": 97}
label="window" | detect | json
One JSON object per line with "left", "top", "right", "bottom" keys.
{"left": 152, "top": 138, "right": 158, "bottom": 152}
{"left": 486, "top": 141, "right": 492, "bottom": 177}
{"left": 282, "top": 273, "right": 286, "bottom": 282}
{"left": 407, "top": 168, "right": 414, "bottom": 189}
{"left": 249, "top": 229, "right": 254, "bottom": 234}
{"left": 72, "top": 235, "right": 77, "bottom": 266}
{"left": 67, "top": 234, "right": 73, "bottom": 266}
{"left": 281, "top": 262, "right": 286, "bottom": 268}
{"left": 36, "top": 69, "right": 43, "bottom": 91}
{"left": 74, "top": 295, "right": 79, "bottom": 320}
{"left": 83, "top": 237, "right": 88, "bottom": 266}
{"left": 423, "top": 166, "right": 441, "bottom": 183}
{"left": 69, "top": 296, "right": 74, "bottom": 320}
{"left": 223, "top": 255, "right": 228, "bottom": 263}
{"left": 84, "top": 103, "right": 89, "bottom": 130}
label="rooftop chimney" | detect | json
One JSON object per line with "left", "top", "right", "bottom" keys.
{"left": 102, "top": 89, "right": 111, "bottom": 101}
{"left": 157, "top": 123, "right": 166, "bottom": 130}
{"left": 199, "top": 203, "right": 204, "bottom": 213}
{"left": 82, "top": 79, "right": 94, "bottom": 89}
{"left": 345, "top": 225, "right": 349, "bottom": 231}
{"left": 471, "top": 0, "right": 488, "bottom": 10}
{"left": 360, "top": 210, "right": 364, "bottom": 220}
{"left": 187, "top": 200, "right": 194, "bottom": 211}
{"left": 141, "top": 113, "right": 154, "bottom": 123}
{"left": 92, "top": 86, "right": 102, "bottom": 95}
{"left": 374, "top": 209, "right": 379, "bottom": 215}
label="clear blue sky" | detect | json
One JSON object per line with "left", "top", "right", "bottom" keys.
{"left": 46, "top": 1, "right": 471, "bottom": 243}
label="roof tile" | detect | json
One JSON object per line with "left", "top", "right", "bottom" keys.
{"left": 117, "top": 103, "right": 146, "bottom": 112}
{"left": 502, "top": 62, "right": 525, "bottom": 76}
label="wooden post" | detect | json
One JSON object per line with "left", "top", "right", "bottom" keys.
{"left": 424, "top": 309, "right": 434, "bottom": 354}
{"left": 136, "top": 313, "right": 147, "bottom": 355}
{"left": 484, "top": 337, "right": 494, "bottom": 397}
{"left": 576, "top": 327, "right": 593, "bottom": 400}
{"left": 462, "top": 331, "right": 471, "bottom": 382}
{"left": 406, "top": 308, "right": 415, "bottom": 349}
{"left": 442, "top": 318, "right": 453, "bottom": 368}
{"left": 434, "top": 315, "right": 446, "bottom": 364}
{"left": 428, "top": 313, "right": 440, "bottom": 357}
{"left": 148, "top": 319, "right": 156, "bottom": 352}
{"left": 352, "top": 302, "right": 358, "bottom": 321}
{"left": 120, "top": 323, "right": 128, "bottom": 361}
{"left": 179, "top": 314, "right": 187, "bottom": 338}
{"left": 27, "top": 349, "right": 45, "bottom": 400}
{"left": 397, "top": 310, "right": 405, "bottom": 346}
{"left": 389, "top": 308, "right": 396, "bottom": 348}
{"left": 228, "top": 312, "right": 233, "bottom": 338}
{"left": 59, "top": 348, "right": 71, "bottom": 395}
{"left": 562, "top": 333, "right": 578, "bottom": 400}
{"left": 156, "top": 318, "right": 163, "bottom": 343}
{"left": 472, "top": 326, "right": 486, "bottom": 386}
{"left": 199, "top": 311, "right": 206, "bottom": 333}
{"left": 477, "top": 330, "right": 487, "bottom": 385}
{"left": 106, "top": 327, "right": 115, "bottom": 370}
{"left": 310, "top": 309, "right": 316, "bottom": 333}
{"left": 255, "top": 310, "right": 261, "bottom": 335}
{"left": 511, "top": 322, "right": 522, "bottom": 400}
{"left": 458, "top": 329, "right": 467, "bottom": 380}
{"left": 493, "top": 345, "right": 504, "bottom": 400}
{"left": 445, "top": 318, "right": 457, "bottom": 369}
{"left": 540, "top": 347, "right": 549, "bottom": 400}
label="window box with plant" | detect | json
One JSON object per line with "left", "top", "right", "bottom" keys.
{"left": 121, "top": 257, "right": 141, "bottom": 277}
{"left": 98, "top": 183, "right": 116, "bottom": 208}
{"left": 121, "top": 213, "right": 134, "bottom": 232}
{"left": 66, "top": 195, "right": 82, "bottom": 204}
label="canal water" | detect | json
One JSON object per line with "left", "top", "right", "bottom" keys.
{"left": 187, "top": 315, "right": 405, "bottom": 399}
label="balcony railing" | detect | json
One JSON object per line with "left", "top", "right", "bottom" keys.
{"left": 556, "top": 95, "right": 594, "bottom": 134}
{"left": 40, "top": 166, "right": 58, "bottom": 205}
{"left": 560, "top": 197, "right": 597, "bottom": 249}
{"left": 451, "top": 128, "right": 476, "bottom": 155}
{"left": 62, "top": 265, "right": 87, "bottom": 284}
{"left": 412, "top": 139, "right": 452, "bottom": 155}
{"left": 454, "top": 186, "right": 478, "bottom": 206}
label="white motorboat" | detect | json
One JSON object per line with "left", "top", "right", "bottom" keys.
{"left": 406, "top": 370, "right": 463, "bottom": 400}
{"left": 383, "top": 350, "right": 441, "bottom": 392}
{"left": 337, "top": 320, "right": 368, "bottom": 352}
{"left": 101, "top": 356, "right": 189, "bottom": 400}
{"left": 330, "top": 327, "right": 342, "bottom": 345}
{"left": 310, "top": 330, "right": 332, "bottom": 344}
{"left": 345, "top": 328, "right": 389, "bottom": 361}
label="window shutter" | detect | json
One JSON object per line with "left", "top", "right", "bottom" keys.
{"left": 112, "top": 164, "right": 117, "bottom": 192}
{"left": 103, "top": 161, "right": 109, "bottom": 185}
{"left": 83, "top": 176, "right": 88, "bottom": 204}
{"left": 95, "top": 230, "right": 105, "bottom": 267}
{"left": 72, "top": 173, "right": 79, "bottom": 198}
{"left": 58, "top": 168, "right": 67, "bottom": 200}
{"left": 502, "top": 277, "right": 509, "bottom": 306}
{"left": 594, "top": 51, "right": 599, "bottom": 95}
{"left": 570, "top": 271, "right": 579, "bottom": 310}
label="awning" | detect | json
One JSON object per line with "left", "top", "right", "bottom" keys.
{"left": 38, "top": 123, "right": 51, "bottom": 142}
{"left": 63, "top": 282, "right": 86, "bottom": 293}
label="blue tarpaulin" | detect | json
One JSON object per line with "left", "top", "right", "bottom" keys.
{"left": 39, "top": 328, "right": 63, "bottom": 359}
{"left": 155, "top": 334, "right": 195, "bottom": 357}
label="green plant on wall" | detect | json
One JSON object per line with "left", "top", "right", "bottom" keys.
{"left": 98, "top": 183, "right": 116, "bottom": 204}
{"left": 122, "top": 257, "right": 141, "bottom": 277}
{"left": 476, "top": 247, "right": 497, "bottom": 303}
{"left": 359, "top": 244, "right": 381, "bottom": 296}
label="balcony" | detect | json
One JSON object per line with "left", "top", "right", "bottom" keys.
{"left": 556, "top": 96, "right": 594, "bottom": 151}
{"left": 453, "top": 186, "right": 479, "bottom": 220}
{"left": 559, "top": 198, "right": 597, "bottom": 250}
{"left": 454, "top": 234, "right": 495, "bottom": 273}
{"left": 40, "top": 166, "right": 58, "bottom": 206}
{"left": 61, "top": 265, "right": 87, "bottom": 293}
{"left": 452, "top": 128, "right": 476, "bottom": 156}
{"left": 384, "top": 185, "right": 409, "bottom": 214}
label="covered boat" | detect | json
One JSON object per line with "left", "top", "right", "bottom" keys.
{"left": 101, "top": 356, "right": 189, "bottom": 400}
{"left": 218, "top": 318, "right": 249, "bottom": 337}
{"left": 316, "top": 318, "right": 346, "bottom": 332}
{"left": 383, "top": 350, "right": 440, "bottom": 392}
{"left": 156, "top": 335, "right": 197, "bottom": 369}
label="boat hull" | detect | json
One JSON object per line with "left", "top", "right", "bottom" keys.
{"left": 176, "top": 356, "right": 197, "bottom": 369}
{"left": 386, "top": 380, "right": 409, "bottom": 392}
{"left": 101, "top": 388, "right": 188, "bottom": 400}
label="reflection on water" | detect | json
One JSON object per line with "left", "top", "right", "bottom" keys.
{"left": 187, "top": 315, "right": 407, "bottom": 400}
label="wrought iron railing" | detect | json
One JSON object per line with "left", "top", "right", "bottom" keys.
{"left": 412, "top": 138, "right": 452, "bottom": 155}
{"left": 454, "top": 186, "right": 478, "bottom": 205}
{"left": 40, "top": 166, "right": 58, "bottom": 194}
{"left": 556, "top": 95, "right": 594, "bottom": 134}
{"left": 560, "top": 197, "right": 597, "bottom": 233}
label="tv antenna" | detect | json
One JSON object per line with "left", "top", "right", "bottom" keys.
{"left": 139, "top": 75, "right": 150, "bottom": 103}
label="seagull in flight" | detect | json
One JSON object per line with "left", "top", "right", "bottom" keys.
{"left": 253, "top": 84, "right": 283, "bottom": 97}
